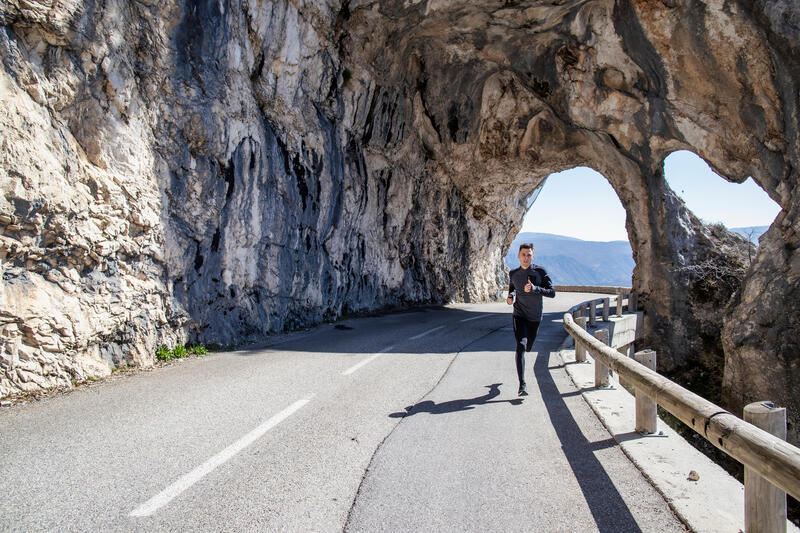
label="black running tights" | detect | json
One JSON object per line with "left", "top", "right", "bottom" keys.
{"left": 512, "top": 316, "right": 540, "bottom": 385}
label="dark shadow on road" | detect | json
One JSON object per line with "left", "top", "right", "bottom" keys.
{"left": 560, "top": 388, "right": 595, "bottom": 398}
{"left": 234, "top": 306, "right": 515, "bottom": 356}
{"left": 230, "top": 294, "right": 598, "bottom": 356}
{"left": 534, "top": 315, "right": 644, "bottom": 533}
{"left": 388, "top": 383, "right": 523, "bottom": 418}
{"left": 614, "top": 431, "right": 668, "bottom": 443}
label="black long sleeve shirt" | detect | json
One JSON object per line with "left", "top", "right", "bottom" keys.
{"left": 508, "top": 264, "right": 556, "bottom": 321}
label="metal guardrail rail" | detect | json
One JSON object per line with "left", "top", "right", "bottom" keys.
{"left": 563, "top": 311, "right": 800, "bottom": 503}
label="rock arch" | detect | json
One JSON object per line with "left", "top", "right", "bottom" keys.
{"left": 1, "top": 0, "right": 798, "bottom": 442}
{"left": 339, "top": 0, "right": 798, "bottom": 439}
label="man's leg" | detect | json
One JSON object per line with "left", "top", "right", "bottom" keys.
{"left": 525, "top": 320, "right": 540, "bottom": 353}
{"left": 516, "top": 320, "right": 540, "bottom": 396}
{"left": 512, "top": 315, "right": 528, "bottom": 396}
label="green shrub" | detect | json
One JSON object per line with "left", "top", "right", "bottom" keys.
{"left": 188, "top": 344, "right": 208, "bottom": 356}
{"left": 155, "top": 343, "right": 210, "bottom": 361}
{"left": 155, "top": 345, "right": 172, "bottom": 361}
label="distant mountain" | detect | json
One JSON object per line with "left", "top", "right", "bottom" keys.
{"left": 730, "top": 225, "right": 768, "bottom": 244}
{"left": 505, "top": 232, "right": 633, "bottom": 286}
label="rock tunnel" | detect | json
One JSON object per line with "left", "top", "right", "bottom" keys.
{"left": 1, "top": 0, "right": 799, "bottom": 442}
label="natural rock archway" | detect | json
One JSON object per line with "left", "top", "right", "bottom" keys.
{"left": 1, "top": 0, "right": 798, "bottom": 442}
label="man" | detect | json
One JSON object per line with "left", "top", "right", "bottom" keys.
{"left": 506, "top": 243, "right": 555, "bottom": 396}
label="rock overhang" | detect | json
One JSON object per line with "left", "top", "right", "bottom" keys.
{"left": 1, "top": 0, "right": 799, "bottom": 443}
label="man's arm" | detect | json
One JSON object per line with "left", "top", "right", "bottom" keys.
{"left": 533, "top": 270, "right": 556, "bottom": 298}
{"left": 506, "top": 280, "right": 516, "bottom": 305}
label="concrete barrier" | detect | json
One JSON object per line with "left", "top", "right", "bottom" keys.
{"left": 555, "top": 285, "right": 631, "bottom": 294}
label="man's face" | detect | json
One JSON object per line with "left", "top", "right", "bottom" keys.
{"left": 518, "top": 247, "right": 533, "bottom": 268}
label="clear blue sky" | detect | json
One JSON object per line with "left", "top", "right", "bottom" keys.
{"left": 520, "top": 150, "right": 781, "bottom": 242}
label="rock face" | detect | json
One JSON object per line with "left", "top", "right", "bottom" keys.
{"left": 1, "top": 1, "right": 798, "bottom": 442}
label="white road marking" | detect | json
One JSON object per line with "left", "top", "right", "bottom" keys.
{"left": 459, "top": 314, "right": 492, "bottom": 323}
{"left": 129, "top": 395, "right": 314, "bottom": 517}
{"left": 409, "top": 325, "right": 445, "bottom": 340}
{"left": 342, "top": 345, "right": 395, "bottom": 376}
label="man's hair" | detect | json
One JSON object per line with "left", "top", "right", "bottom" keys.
{"left": 519, "top": 243, "right": 534, "bottom": 252}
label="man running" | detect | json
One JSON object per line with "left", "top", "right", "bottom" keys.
{"left": 506, "top": 243, "right": 555, "bottom": 396}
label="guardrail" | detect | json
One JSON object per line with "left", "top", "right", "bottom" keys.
{"left": 562, "top": 298, "right": 800, "bottom": 533}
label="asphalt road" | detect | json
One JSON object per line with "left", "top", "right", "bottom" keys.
{"left": 0, "top": 294, "right": 686, "bottom": 532}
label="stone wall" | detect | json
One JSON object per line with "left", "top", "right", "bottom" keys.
{"left": 1, "top": 0, "right": 799, "bottom": 443}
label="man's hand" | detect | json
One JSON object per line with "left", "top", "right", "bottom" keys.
{"left": 506, "top": 294, "right": 513, "bottom": 305}
{"left": 524, "top": 280, "right": 532, "bottom": 293}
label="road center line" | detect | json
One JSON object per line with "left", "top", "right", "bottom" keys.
{"left": 129, "top": 395, "right": 314, "bottom": 518}
{"left": 342, "top": 345, "right": 394, "bottom": 376}
{"left": 409, "top": 325, "right": 445, "bottom": 340}
{"left": 459, "top": 314, "right": 492, "bottom": 323}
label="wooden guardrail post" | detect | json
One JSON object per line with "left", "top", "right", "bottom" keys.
{"left": 629, "top": 291, "right": 638, "bottom": 312}
{"left": 593, "top": 328, "right": 611, "bottom": 387}
{"left": 618, "top": 344, "right": 633, "bottom": 389}
{"left": 562, "top": 312, "right": 800, "bottom": 505}
{"left": 602, "top": 297, "right": 610, "bottom": 321}
{"left": 633, "top": 350, "right": 657, "bottom": 434}
{"left": 744, "top": 402, "right": 787, "bottom": 533}
{"left": 616, "top": 292, "right": 624, "bottom": 317}
{"left": 589, "top": 300, "right": 596, "bottom": 327}
{"left": 575, "top": 317, "right": 588, "bottom": 362}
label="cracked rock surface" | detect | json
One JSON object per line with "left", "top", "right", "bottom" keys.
{"left": 1, "top": 0, "right": 799, "bottom": 443}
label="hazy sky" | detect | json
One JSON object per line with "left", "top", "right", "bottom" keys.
{"left": 520, "top": 150, "right": 781, "bottom": 242}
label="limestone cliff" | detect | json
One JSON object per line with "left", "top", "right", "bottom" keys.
{"left": 1, "top": 1, "right": 799, "bottom": 443}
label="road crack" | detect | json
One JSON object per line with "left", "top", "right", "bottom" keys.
{"left": 341, "top": 323, "right": 507, "bottom": 530}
